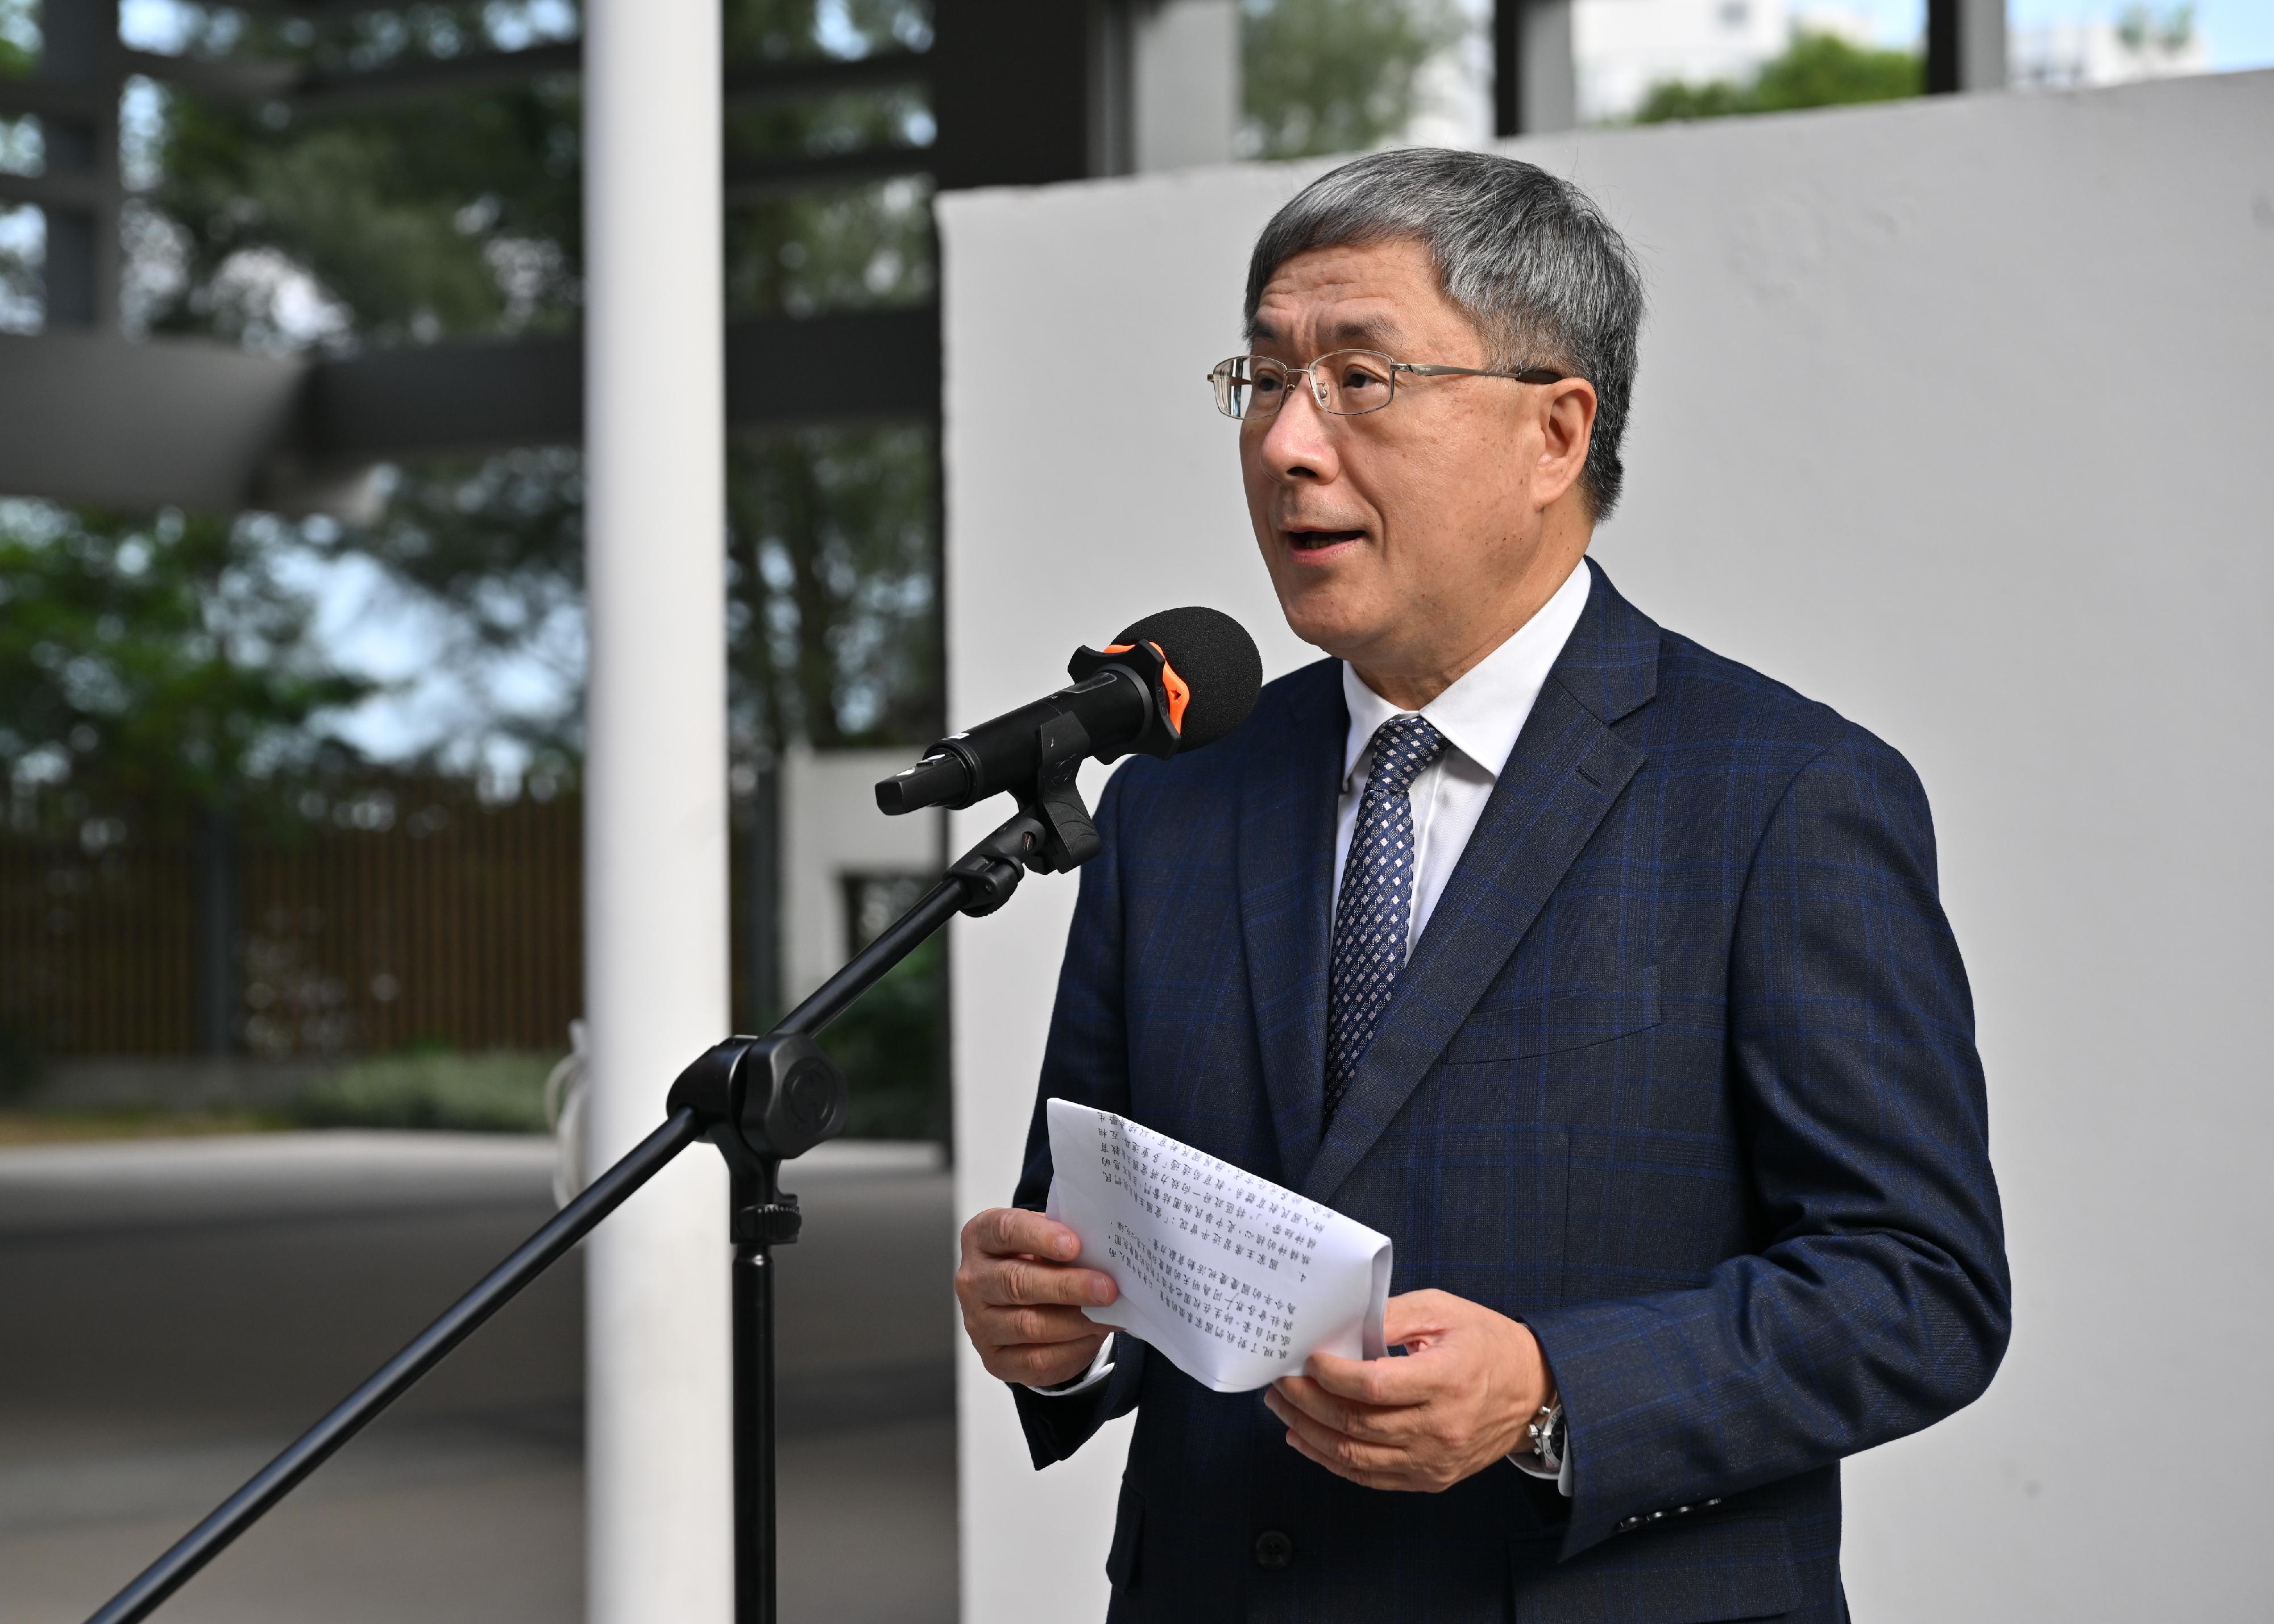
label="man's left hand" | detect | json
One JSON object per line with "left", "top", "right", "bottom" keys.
{"left": 1263, "top": 1289, "right": 1553, "bottom": 1492}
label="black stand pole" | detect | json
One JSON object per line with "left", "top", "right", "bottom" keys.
{"left": 82, "top": 1110, "right": 707, "bottom": 1624}
{"left": 84, "top": 805, "right": 1062, "bottom": 1624}
{"left": 707, "top": 867, "right": 982, "bottom": 1624}
{"left": 731, "top": 1160, "right": 784, "bottom": 1624}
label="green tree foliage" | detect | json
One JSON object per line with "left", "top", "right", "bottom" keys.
{"left": 324, "top": 447, "right": 588, "bottom": 773}
{"left": 325, "top": 418, "right": 943, "bottom": 769}
{"left": 724, "top": 0, "right": 928, "bottom": 64}
{"left": 823, "top": 934, "right": 942, "bottom": 1139}
{"left": 136, "top": 0, "right": 935, "bottom": 343}
{"left": 2, "top": 1, "right": 944, "bottom": 1114}
{"left": 729, "top": 424, "right": 936, "bottom": 753}
{"left": 0, "top": 501, "right": 368, "bottom": 812}
{"left": 0, "top": 0, "right": 34, "bottom": 323}
{"left": 134, "top": 5, "right": 582, "bottom": 348}
{"left": 724, "top": 175, "right": 935, "bottom": 321}
{"left": 721, "top": 2, "right": 933, "bottom": 319}
{"left": 1635, "top": 29, "right": 1922, "bottom": 123}
{"left": 2117, "top": 4, "right": 2194, "bottom": 53}
{"left": 1241, "top": 0, "right": 1465, "bottom": 160}
{"left": 103, "top": 0, "right": 945, "bottom": 775}
{"left": 0, "top": 0, "right": 31, "bottom": 77}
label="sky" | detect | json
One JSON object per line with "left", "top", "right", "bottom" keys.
{"left": 1828, "top": 0, "right": 2274, "bottom": 65}
{"left": 271, "top": 538, "right": 583, "bottom": 786}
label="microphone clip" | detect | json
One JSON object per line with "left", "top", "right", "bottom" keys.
{"left": 1020, "top": 712, "right": 1104, "bottom": 875}
{"left": 943, "top": 718, "right": 1101, "bottom": 917}
{"left": 1066, "top": 639, "right": 1184, "bottom": 762}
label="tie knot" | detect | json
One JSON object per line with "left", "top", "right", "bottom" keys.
{"left": 1364, "top": 714, "right": 1445, "bottom": 796}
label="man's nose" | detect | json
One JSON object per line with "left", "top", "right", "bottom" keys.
{"left": 1254, "top": 380, "right": 1341, "bottom": 485}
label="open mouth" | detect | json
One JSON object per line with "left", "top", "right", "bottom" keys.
{"left": 1284, "top": 528, "right": 1364, "bottom": 553}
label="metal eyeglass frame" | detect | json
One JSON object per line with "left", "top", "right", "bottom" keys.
{"left": 1207, "top": 348, "right": 1573, "bottom": 421}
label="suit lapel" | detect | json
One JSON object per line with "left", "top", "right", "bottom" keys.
{"left": 1235, "top": 659, "right": 1346, "bottom": 1189}
{"left": 1300, "top": 563, "right": 1661, "bottom": 1206}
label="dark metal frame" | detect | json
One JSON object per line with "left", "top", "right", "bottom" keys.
{"left": 1207, "top": 349, "right": 1572, "bottom": 420}
{"left": 1924, "top": 0, "right": 2007, "bottom": 94}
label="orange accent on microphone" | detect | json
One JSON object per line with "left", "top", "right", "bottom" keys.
{"left": 1103, "top": 641, "right": 1193, "bottom": 737}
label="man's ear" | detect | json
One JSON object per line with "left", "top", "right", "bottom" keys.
{"left": 1533, "top": 378, "right": 1597, "bottom": 509}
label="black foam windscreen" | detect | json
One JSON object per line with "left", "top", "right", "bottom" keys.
{"left": 1115, "top": 606, "right": 1263, "bottom": 753}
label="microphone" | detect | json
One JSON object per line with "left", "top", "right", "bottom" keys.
{"left": 875, "top": 606, "right": 1263, "bottom": 816}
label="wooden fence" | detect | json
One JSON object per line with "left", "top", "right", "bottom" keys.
{"left": 0, "top": 823, "right": 198, "bottom": 1056}
{"left": 0, "top": 780, "right": 587, "bottom": 1059}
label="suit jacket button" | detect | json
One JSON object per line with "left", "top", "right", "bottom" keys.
{"left": 1252, "top": 1530, "right": 1294, "bottom": 1570}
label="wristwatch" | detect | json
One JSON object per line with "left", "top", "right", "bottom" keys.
{"left": 1526, "top": 1400, "right": 1566, "bottom": 1475}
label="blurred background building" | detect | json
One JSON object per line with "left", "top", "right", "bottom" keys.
{"left": 1, "top": 0, "right": 2266, "bottom": 1140}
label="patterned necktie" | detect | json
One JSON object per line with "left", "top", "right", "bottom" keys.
{"left": 1324, "top": 714, "right": 1447, "bottom": 1123}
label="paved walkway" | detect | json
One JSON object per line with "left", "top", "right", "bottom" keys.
{"left": 0, "top": 1132, "right": 957, "bottom": 1623}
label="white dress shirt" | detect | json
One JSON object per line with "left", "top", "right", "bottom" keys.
{"left": 1332, "top": 558, "right": 1592, "bottom": 952}
{"left": 1036, "top": 562, "right": 1594, "bottom": 1500}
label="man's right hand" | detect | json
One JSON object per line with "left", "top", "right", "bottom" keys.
{"left": 955, "top": 1207, "right": 1119, "bottom": 1389}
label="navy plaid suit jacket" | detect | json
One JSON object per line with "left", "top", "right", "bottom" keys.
{"left": 1009, "top": 561, "right": 2010, "bottom": 1623}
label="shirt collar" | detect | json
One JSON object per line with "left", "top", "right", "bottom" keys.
{"left": 1339, "top": 558, "right": 1593, "bottom": 790}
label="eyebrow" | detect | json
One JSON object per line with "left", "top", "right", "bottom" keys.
{"left": 1244, "top": 314, "right": 1408, "bottom": 351}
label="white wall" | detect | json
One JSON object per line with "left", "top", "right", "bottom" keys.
{"left": 779, "top": 745, "right": 944, "bottom": 1003}
{"left": 942, "top": 70, "right": 2274, "bottom": 1622}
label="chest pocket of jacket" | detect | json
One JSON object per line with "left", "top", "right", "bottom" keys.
{"left": 1442, "top": 966, "right": 1661, "bottom": 1063}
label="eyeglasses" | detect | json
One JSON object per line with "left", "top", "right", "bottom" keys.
{"left": 1206, "top": 349, "right": 1572, "bottom": 422}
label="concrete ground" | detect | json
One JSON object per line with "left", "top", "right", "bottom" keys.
{"left": 0, "top": 1131, "right": 957, "bottom": 1623}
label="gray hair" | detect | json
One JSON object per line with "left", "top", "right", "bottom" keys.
{"left": 1244, "top": 148, "right": 1645, "bottom": 520}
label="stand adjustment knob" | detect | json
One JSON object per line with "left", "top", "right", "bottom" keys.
{"left": 734, "top": 1199, "right": 803, "bottom": 1246}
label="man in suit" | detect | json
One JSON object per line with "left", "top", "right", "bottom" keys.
{"left": 953, "top": 148, "right": 2009, "bottom": 1622}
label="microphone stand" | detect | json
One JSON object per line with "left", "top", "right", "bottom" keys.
{"left": 85, "top": 777, "right": 1102, "bottom": 1624}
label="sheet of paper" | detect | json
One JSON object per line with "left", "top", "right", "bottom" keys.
{"left": 1044, "top": 1098, "right": 1393, "bottom": 1394}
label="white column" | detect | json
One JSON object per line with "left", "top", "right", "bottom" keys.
{"left": 1130, "top": 0, "right": 1240, "bottom": 172}
{"left": 1517, "top": 0, "right": 1577, "bottom": 135}
{"left": 582, "top": 2, "right": 733, "bottom": 1622}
